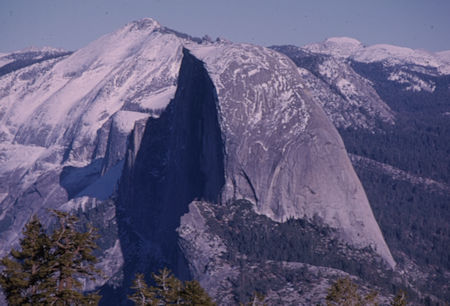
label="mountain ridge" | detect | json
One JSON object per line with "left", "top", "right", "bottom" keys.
{"left": 301, "top": 36, "right": 450, "bottom": 74}
{"left": 2, "top": 18, "right": 449, "bottom": 304}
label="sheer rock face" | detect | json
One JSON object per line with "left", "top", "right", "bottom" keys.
{"left": 117, "top": 49, "right": 226, "bottom": 282}
{"left": 0, "top": 18, "right": 395, "bottom": 299}
{"left": 188, "top": 43, "right": 395, "bottom": 267}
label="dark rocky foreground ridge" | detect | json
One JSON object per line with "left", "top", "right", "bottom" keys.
{"left": 0, "top": 20, "right": 448, "bottom": 304}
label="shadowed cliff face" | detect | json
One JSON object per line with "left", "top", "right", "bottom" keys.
{"left": 115, "top": 48, "right": 225, "bottom": 297}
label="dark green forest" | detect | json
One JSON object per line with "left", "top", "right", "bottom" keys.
{"left": 204, "top": 199, "right": 399, "bottom": 302}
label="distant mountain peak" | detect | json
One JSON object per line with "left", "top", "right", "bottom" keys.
{"left": 126, "top": 17, "right": 162, "bottom": 32}
{"left": 12, "top": 46, "right": 69, "bottom": 54}
{"left": 304, "top": 36, "right": 364, "bottom": 58}
{"left": 325, "top": 36, "right": 363, "bottom": 46}
{"left": 303, "top": 37, "right": 450, "bottom": 74}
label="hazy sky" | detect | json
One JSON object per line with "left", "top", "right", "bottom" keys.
{"left": 1, "top": 0, "right": 450, "bottom": 53}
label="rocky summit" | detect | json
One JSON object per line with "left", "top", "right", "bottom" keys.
{"left": 0, "top": 19, "right": 448, "bottom": 304}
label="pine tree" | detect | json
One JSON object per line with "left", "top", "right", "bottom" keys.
{"left": 129, "top": 268, "right": 216, "bottom": 305}
{"left": 46, "top": 210, "right": 100, "bottom": 305}
{"left": 0, "top": 211, "right": 101, "bottom": 305}
{"left": 182, "top": 280, "right": 215, "bottom": 306}
{"left": 0, "top": 215, "right": 52, "bottom": 305}
{"left": 326, "top": 277, "right": 378, "bottom": 306}
{"left": 151, "top": 267, "right": 183, "bottom": 304}
{"left": 128, "top": 273, "right": 156, "bottom": 305}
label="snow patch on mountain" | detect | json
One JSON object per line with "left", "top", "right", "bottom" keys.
{"left": 437, "top": 50, "right": 450, "bottom": 62}
{"left": 318, "top": 58, "right": 340, "bottom": 79}
{"left": 111, "top": 111, "right": 150, "bottom": 134}
{"left": 436, "top": 51, "right": 450, "bottom": 74}
{"left": 336, "top": 78, "right": 358, "bottom": 97}
{"left": 353, "top": 44, "right": 439, "bottom": 66}
{"left": 0, "top": 144, "right": 45, "bottom": 172}
{"left": 0, "top": 144, "right": 64, "bottom": 200}
{"left": 298, "top": 56, "right": 395, "bottom": 129}
{"left": 388, "top": 71, "right": 436, "bottom": 92}
{"left": 60, "top": 196, "right": 96, "bottom": 212}
{"left": 304, "top": 37, "right": 364, "bottom": 58}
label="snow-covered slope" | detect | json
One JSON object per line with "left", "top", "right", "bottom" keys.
{"left": 271, "top": 45, "right": 394, "bottom": 130}
{"left": 437, "top": 50, "right": 450, "bottom": 62}
{"left": 4, "top": 19, "right": 181, "bottom": 156}
{"left": 273, "top": 38, "right": 450, "bottom": 132}
{"left": 303, "top": 37, "right": 364, "bottom": 58}
{"left": 0, "top": 18, "right": 184, "bottom": 198}
{"left": 0, "top": 18, "right": 184, "bottom": 258}
{"left": 303, "top": 37, "right": 450, "bottom": 75}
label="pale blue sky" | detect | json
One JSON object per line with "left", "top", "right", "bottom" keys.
{"left": 1, "top": 0, "right": 449, "bottom": 53}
